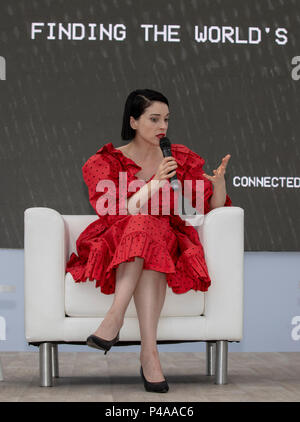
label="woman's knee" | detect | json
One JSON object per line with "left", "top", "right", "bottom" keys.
{"left": 139, "top": 268, "right": 166, "bottom": 283}
{"left": 116, "top": 256, "right": 144, "bottom": 277}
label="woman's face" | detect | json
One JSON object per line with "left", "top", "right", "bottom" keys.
{"left": 130, "top": 101, "right": 169, "bottom": 146}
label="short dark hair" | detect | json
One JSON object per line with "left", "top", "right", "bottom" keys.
{"left": 121, "top": 89, "right": 169, "bottom": 141}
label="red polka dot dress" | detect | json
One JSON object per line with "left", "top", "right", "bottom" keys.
{"left": 65, "top": 142, "right": 232, "bottom": 295}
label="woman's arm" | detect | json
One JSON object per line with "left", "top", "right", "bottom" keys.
{"left": 126, "top": 156, "right": 177, "bottom": 215}
{"left": 126, "top": 179, "right": 167, "bottom": 215}
{"left": 203, "top": 154, "right": 231, "bottom": 211}
{"left": 208, "top": 180, "right": 227, "bottom": 210}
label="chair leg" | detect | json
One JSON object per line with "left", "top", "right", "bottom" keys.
{"left": 51, "top": 344, "right": 59, "bottom": 378}
{"left": 39, "top": 343, "right": 53, "bottom": 387}
{"left": 215, "top": 340, "right": 228, "bottom": 385}
{"left": 0, "top": 357, "right": 3, "bottom": 381}
{"left": 206, "top": 341, "right": 216, "bottom": 376}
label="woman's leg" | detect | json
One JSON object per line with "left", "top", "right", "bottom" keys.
{"left": 133, "top": 269, "right": 167, "bottom": 382}
{"left": 93, "top": 256, "right": 144, "bottom": 339}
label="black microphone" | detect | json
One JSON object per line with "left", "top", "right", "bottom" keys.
{"left": 159, "top": 136, "right": 179, "bottom": 191}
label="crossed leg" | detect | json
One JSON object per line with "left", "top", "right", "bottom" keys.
{"left": 93, "top": 256, "right": 144, "bottom": 340}
{"left": 93, "top": 257, "right": 167, "bottom": 382}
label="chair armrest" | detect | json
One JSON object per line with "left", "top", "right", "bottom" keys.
{"left": 197, "top": 206, "right": 244, "bottom": 340}
{"left": 24, "top": 207, "right": 67, "bottom": 342}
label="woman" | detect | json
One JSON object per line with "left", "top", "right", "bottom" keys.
{"left": 66, "top": 88, "right": 232, "bottom": 393}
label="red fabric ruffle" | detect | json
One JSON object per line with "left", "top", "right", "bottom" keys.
{"left": 69, "top": 229, "right": 177, "bottom": 295}
{"left": 167, "top": 245, "right": 211, "bottom": 293}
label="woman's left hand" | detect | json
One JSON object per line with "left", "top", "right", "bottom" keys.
{"left": 203, "top": 154, "right": 231, "bottom": 186}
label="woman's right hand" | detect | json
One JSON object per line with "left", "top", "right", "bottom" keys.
{"left": 153, "top": 156, "right": 178, "bottom": 182}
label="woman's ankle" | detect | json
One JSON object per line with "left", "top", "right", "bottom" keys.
{"left": 140, "top": 348, "right": 159, "bottom": 359}
{"left": 107, "top": 309, "right": 124, "bottom": 327}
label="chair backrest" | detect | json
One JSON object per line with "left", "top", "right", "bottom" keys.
{"left": 63, "top": 215, "right": 99, "bottom": 256}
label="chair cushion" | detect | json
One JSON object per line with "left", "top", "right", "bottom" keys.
{"left": 65, "top": 272, "right": 205, "bottom": 317}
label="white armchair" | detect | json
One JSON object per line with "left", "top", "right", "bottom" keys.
{"left": 24, "top": 206, "right": 244, "bottom": 387}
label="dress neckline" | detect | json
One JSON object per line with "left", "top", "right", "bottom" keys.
{"left": 110, "top": 142, "right": 162, "bottom": 183}
{"left": 97, "top": 142, "right": 185, "bottom": 183}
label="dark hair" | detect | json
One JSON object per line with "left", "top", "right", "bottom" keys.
{"left": 121, "top": 89, "right": 169, "bottom": 141}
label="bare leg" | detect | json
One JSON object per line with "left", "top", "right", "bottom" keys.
{"left": 133, "top": 269, "right": 167, "bottom": 382}
{"left": 93, "top": 257, "right": 144, "bottom": 339}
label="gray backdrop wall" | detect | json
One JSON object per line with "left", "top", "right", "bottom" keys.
{"left": 0, "top": 0, "right": 300, "bottom": 250}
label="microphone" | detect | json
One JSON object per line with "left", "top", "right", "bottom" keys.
{"left": 159, "top": 136, "right": 179, "bottom": 191}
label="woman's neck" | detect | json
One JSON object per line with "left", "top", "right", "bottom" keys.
{"left": 126, "top": 140, "right": 162, "bottom": 162}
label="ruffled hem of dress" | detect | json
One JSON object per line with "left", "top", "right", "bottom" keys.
{"left": 67, "top": 231, "right": 176, "bottom": 295}
{"left": 66, "top": 239, "right": 111, "bottom": 292}
{"left": 166, "top": 245, "right": 211, "bottom": 294}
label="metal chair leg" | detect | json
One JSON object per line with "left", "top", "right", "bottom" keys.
{"left": 51, "top": 344, "right": 59, "bottom": 378}
{"left": 215, "top": 340, "right": 228, "bottom": 385}
{"left": 39, "top": 343, "right": 53, "bottom": 387}
{"left": 206, "top": 341, "right": 216, "bottom": 376}
{"left": 0, "top": 357, "right": 3, "bottom": 381}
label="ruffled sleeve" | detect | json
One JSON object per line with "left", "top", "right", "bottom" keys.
{"left": 183, "top": 149, "right": 232, "bottom": 214}
{"left": 82, "top": 149, "right": 134, "bottom": 217}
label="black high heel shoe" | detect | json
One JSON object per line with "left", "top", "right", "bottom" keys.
{"left": 86, "top": 331, "right": 120, "bottom": 355}
{"left": 140, "top": 366, "right": 169, "bottom": 393}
